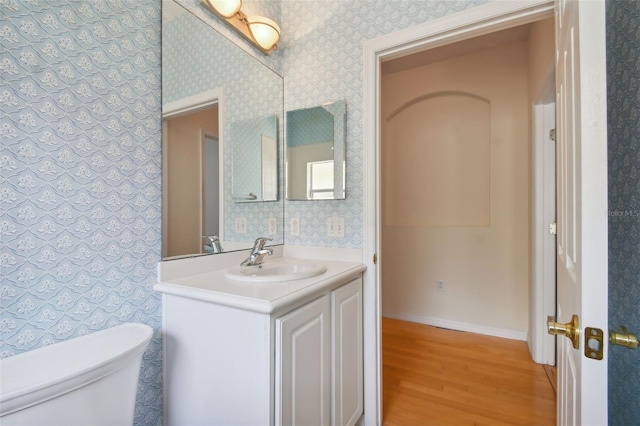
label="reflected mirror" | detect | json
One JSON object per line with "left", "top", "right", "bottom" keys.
{"left": 162, "top": 0, "right": 284, "bottom": 259}
{"left": 232, "top": 115, "right": 278, "bottom": 202}
{"left": 286, "top": 101, "right": 346, "bottom": 200}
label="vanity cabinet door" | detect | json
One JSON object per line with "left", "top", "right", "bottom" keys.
{"left": 331, "top": 278, "right": 363, "bottom": 426}
{"left": 276, "top": 295, "right": 331, "bottom": 426}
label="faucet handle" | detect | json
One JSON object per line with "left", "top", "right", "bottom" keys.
{"left": 253, "top": 237, "right": 272, "bottom": 250}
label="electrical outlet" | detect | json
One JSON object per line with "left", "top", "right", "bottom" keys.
{"left": 327, "top": 217, "right": 345, "bottom": 238}
{"left": 290, "top": 217, "right": 300, "bottom": 236}
{"left": 268, "top": 217, "right": 277, "bottom": 235}
{"left": 235, "top": 217, "right": 247, "bottom": 234}
{"left": 437, "top": 280, "right": 445, "bottom": 292}
{"left": 336, "top": 218, "right": 344, "bottom": 237}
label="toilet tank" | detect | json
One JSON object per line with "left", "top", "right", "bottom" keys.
{"left": 0, "top": 323, "right": 153, "bottom": 426}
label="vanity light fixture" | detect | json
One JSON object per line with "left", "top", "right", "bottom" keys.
{"left": 201, "top": 0, "right": 281, "bottom": 55}
{"left": 203, "top": 0, "right": 241, "bottom": 18}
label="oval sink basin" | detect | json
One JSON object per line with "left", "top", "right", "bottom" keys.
{"left": 225, "top": 260, "right": 327, "bottom": 283}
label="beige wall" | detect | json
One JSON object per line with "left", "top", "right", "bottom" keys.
{"left": 384, "top": 93, "right": 491, "bottom": 227}
{"left": 381, "top": 40, "right": 530, "bottom": 337}
{"left": 165, "top": 107, "right": 219, "bottom": 257}
{"left": 528, "top": 18, "right": 555, "bottom": 103}
{"left": 287, "top": 142, "right": 334, "bottom": 199}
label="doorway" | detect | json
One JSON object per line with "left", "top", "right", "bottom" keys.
{"left": 378, "top": 21, "right": 558, "bottom": 421}
{"left": 380, "top": 26, "right": 533, "bottom": 341}
{"left": 162, "top": 89, "right": 224, "bottom": 258}
{"left": 361, "top": 2, "right": 557, "bottom": 424}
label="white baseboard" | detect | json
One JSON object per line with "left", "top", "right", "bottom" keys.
{"left": 382, "top": 311, "right": 528, "bottom": 341}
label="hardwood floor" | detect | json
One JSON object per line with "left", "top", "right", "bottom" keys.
{"left": 542, "top": 364, "right": 558, "bottom": 396}
{"left": 382, "top": 318, "right": 556, "bottom": 425}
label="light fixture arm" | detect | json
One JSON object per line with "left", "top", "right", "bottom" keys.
{"left": 201, "top": 0, "right": 280, "bottom": 55}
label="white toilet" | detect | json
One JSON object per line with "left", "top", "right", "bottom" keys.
{"left": 0, "top": 323, "right": 153, "bottom": 426}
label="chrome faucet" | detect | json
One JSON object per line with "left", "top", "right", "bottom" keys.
{"left": 240, "top": 237, "right": 273, "bottom": 267}
{"left": 203, "top": 235, "right": 223, "bottom": 253}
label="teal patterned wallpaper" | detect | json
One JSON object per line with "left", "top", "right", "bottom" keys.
{"left": 1, "top": 1, "right": 162, "bottom": 424}
{"left": 607, "top": 0, "right": 640, "bottom": 423}
{"left": 287, "top": 106, "right": 334, "bottom": 147}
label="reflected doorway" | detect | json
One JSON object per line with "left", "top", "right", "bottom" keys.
{"left": 162, "top": 105, "right": 221, "bottom": 258}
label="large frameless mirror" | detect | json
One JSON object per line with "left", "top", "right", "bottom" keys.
{"left": 162, "top": 0, "right": 283, "bottom": 259}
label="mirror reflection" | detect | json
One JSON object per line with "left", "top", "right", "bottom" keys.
{"left": 162, "top": 0, "right": 284, "bottom": 259}
{"left": 286, "top": 101, "right": 347, "bottom": 200}
{"left": 232, "top": 115, "right": 278, "bottom": 202}
{"left": 163, "top": 106, "right": 221, "bottom": 257}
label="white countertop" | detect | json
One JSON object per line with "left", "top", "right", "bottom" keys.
{"left": 154, "top": 257, "right": 366, "bottom": 314}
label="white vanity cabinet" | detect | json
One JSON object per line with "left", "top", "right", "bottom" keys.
{"left": 156, "top": 261, "right": 364, "bottom": 426}
{"left": 276, "top": 294, "right": 331, "bottom": 425}
{"left": 275, "top": 278, "right": 363, "bottom": 426}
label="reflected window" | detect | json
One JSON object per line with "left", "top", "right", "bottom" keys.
{"left": 307, "top": 160, "right": 334, "bottom": 199}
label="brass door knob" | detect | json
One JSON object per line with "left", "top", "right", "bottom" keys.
{"left": 548, "top": 315, "right": 580, "bottom": 349}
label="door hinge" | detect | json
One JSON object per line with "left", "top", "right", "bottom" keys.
{"left": 373, "top": 253, "right": 377, "bottom": 265}
{"left": 549, "top": 222, "right": 557, "bottom": 235}
{"left": 549, "top": 128, "right": 556, "bottom": 142}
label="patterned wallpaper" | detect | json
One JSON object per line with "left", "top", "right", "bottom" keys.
{"left": 280, "top": 0, "right": 488, "bottom": 247}
{"left": 287, "top": 106, "right": 334, "bottom": 147}
{"left": 607, "top": 0, "right": 640, "bottom": 423}
{"left": 1, "top": 1, "right": 162, "bottom": 425}
{"left": 163, "top": 6, "right": 284, "bottom": 245}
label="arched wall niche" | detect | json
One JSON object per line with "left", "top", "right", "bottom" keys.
{"left": 383, "top": 90, "right": 491, "bottom": 227}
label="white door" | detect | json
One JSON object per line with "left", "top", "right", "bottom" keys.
{"left": 276, "top": 295, "right": 331, "bottom": 426}
{"left": 554, "top": 0, "right": 608, "bottom": 424}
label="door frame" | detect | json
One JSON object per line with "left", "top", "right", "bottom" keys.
{"left": 530, "top": 100, "right": 557, "bottom": 365}
{"left": 362, "top": 1, "right": 555, "bottom": 424}
{"left": 201, "top": 132, "right": 221, "bottom": 251}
